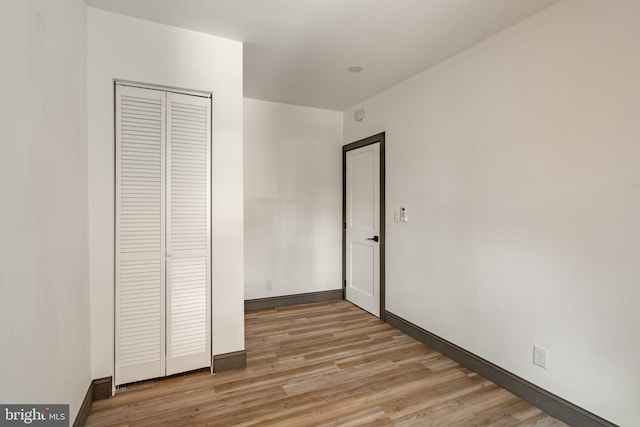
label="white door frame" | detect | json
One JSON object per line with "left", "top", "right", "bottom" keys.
{"left": 342, "top": 133, "right": 385, "bottom": 320}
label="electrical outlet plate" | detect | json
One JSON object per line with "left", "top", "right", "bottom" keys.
{"left": 266, "top": 280, "right": 272, "bottom": 290}
{"left": 533, "top": 345, "right": 548, "bottom": 369}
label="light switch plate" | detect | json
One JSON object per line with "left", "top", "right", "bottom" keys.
{"left": 399, "top": 206, "right": 407, "bottom": 222}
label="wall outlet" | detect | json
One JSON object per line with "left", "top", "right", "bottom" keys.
{"left": 266, "top": 280, "right": 272, "bottom": 290}
{"left": 533, "top": 345, "right": 548, "bottom": 369}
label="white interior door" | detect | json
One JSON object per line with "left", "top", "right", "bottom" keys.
{"left": 115, "top": 85, "right": 167, "bottom": 385}
{"left": 166, "top": 92, "right": 211, "bottom": 375}
{"left": 115, "top": 84, "right": 211, "bottom": 386}
{"left": 345, "top": 143, "right": 380, "bottom": 316}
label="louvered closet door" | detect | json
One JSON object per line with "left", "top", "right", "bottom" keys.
{"left": 165, "top": 92, "right": 211, "bottom": 375}
{"left": 115, "top": 85, "right": 166, "bottom": 385}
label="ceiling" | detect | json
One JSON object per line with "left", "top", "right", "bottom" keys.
{"left": 86, "top": 0, "right": 561, "bottom": 111}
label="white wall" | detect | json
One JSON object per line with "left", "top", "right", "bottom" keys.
{"left": 244, "top": 99, "right": 343, "bottom": 300}
{"left": 344, "top": 1, "right": 639, "bottom": 425}
{"left": 0, "top": 0, "right": 91, "bottom": 420}
{"left": 88, "top": 8, "right": 245, "bottom": 380}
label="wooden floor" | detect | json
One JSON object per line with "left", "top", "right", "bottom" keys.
{"left": 87, "top": 301, "right": 567, "bottom": 426}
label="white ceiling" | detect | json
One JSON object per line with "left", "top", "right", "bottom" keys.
{"left": 86, "top": 0, "right": 560, "bottom": 111}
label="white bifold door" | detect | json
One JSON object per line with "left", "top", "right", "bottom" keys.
{"left": 115, "top": 83, "right": 211, "bottom": 386}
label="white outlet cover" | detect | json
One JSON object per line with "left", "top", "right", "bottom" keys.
{"left": 533, "top": 345, "right": 548, "bottom": 369}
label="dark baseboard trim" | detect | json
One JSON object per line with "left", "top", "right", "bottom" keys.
{"left": 73, "top": 377, "right": 112, "bottom": 427}
{"left": 92, "top": 377, "right": 113, "bottom": 401}
{"left": 73, "top": 382, "right": 93, "bottom": 427}
{"left": 245, "top": 289, "right": 343, "bottom": 312}
{"left": 385, "top": 311, "right": 617, "bottom": 427}
{"left": 213, "top": 350, "right": 247, "bottom": 373}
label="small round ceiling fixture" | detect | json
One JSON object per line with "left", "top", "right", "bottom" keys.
{"left": 348, "top": 66, "right": 363, "bottom": 73}
{"left": 353, "top": 109, "right": 365, "bottom": 122}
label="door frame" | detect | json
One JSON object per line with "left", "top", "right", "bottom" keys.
{"left": 342, "top": 132, "right": 386, "bottom": 320}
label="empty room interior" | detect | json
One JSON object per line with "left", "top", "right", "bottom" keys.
{"left": 1, "top": 0, "right": 638, "bottom": 426}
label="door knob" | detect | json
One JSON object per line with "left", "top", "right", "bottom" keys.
{"left": 366, "top": 235, "right": 379, "bottom": 242}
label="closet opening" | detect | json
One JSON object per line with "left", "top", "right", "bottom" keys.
{"left": 114, "top": 81, "right": 212, "bottom": 386}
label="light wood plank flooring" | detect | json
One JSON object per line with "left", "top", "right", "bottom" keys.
{"left": 86, "top": 300, "right": 567, "bottom": 426}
